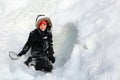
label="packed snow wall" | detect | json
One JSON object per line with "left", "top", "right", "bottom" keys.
{"left": 0, "top": 0, "right": 120, "bottom": 80}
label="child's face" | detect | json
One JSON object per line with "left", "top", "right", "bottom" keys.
{"left": 39, "top": 24, "right": 47, "bottom": 31}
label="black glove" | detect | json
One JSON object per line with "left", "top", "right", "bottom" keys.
{"left": 48, "top": 55, "right": 55, "bottom": 63}
{"left": 17, "top": 51, "right": 26, "bottom": 57}
{"left": 51, "top": 56, "right": 55, "bottom": 63}
{"left": 47, "top": 53, "right": 55, "bottom": 63}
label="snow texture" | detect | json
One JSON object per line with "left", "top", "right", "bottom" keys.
{"left": 0, "top": 0, "right": 120, "bottom": 80}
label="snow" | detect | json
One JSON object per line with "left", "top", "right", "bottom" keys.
{"left": 0, "top": 0, "right": 120, "bottom": 80}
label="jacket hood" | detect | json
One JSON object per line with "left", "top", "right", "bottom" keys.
{"left": 36, "top": 16, "right": 52, "bottom": 28}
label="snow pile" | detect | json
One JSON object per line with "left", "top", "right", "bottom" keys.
{"left": 0, "top": 0, "right": 120, "bottom": 80}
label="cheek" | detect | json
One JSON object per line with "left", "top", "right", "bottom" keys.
{"left": 43, "top": 25, "right": 47, "bottom": 29}
{"left": 40, "top": 25, "right": 47, "bottom": 29}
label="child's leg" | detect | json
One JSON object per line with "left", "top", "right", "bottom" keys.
{"left": 24, "top": 57, "right": 32, "bottom": 66}
{"left": 34, "top": 57, "right": 53, "bottom": 72}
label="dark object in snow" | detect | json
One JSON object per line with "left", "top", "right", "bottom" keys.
{"left": 17, "top": 15, "right": 55, "bottom": 72}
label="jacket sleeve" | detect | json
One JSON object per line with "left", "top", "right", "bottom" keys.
{"left": 47, "top": 31, "right": 55, "bottom": 63}
{"left": 47, "top": 31, "right": 54, "bottom": 55}
{"left": 18, "top": 32, "right": 35, "bottom": 56}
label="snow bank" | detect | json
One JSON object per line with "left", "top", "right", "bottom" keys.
{"left": 0, "top": 0, "right": 120, "bottom": 80}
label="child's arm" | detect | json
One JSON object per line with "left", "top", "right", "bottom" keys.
{"left": 18, "top": 32, "right": 35, "bottom": 57}
{"left": 48, "top": 31, "right": 54, "bottom": 54}
{"left": 47, "top": 31, "right": 55, "bottom": 63}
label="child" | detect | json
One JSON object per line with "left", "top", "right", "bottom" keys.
{"left": 17, "top": 15, "right": 55, "bottom": 72}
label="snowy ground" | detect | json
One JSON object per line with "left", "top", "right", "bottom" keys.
{"left": 0, "top": 0, "right": 120, "bottom": 80}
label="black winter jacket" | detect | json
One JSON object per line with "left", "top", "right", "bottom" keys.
{"left": 18, "top": 28, "right": 54, "bottom": 58}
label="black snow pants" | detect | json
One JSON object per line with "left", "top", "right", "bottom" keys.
{"left": 25, "top": 55, "right": 53, "bottom": 72}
